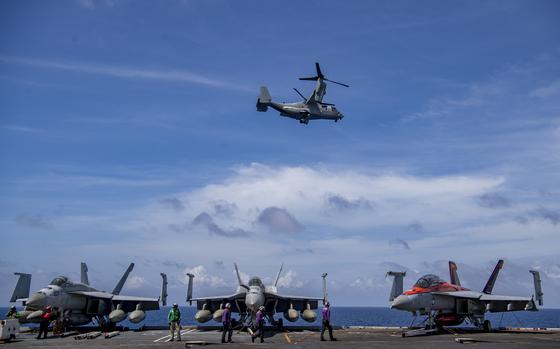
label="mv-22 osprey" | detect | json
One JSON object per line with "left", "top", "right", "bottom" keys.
{"left": 256, "top": 63, "right": 348, "bottom": 124}
{"left": 387, "top": 260, "right": 543, "bottom": 333}
{"left": 10, "top": 262, "right": 168, "bottom": 326}
{"left": 187, "top": 263, "right": 327, "bottom": 328}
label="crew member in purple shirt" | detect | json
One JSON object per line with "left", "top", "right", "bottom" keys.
{"left": 321, "top": 301, "right": 337, "bottom": 341}
{"left": 251, "top": 306, "right": 265, "bottom": 343}
{"left": 221, "top": 303, "right": 233, "bottom": 343}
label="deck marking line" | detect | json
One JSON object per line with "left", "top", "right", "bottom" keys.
{"left": 284, "top": 332, "right": 292, "bottom": 344}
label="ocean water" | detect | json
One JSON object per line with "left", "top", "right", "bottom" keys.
{"left": 2, "top": 306, "right": 558, "bottom": 329}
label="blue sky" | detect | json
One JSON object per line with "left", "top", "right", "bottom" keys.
{"left": 1, "top": 0, "right": 560, "bottom": 308}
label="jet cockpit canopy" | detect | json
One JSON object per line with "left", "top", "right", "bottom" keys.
{"left": 248, "top": 277, "right": 264, "bottom": 288}
{"left": 414, "top": 274, "right": 444, "bottom": 288}
{"left": 50, "top": 276, "right": 68, "bottom": 286}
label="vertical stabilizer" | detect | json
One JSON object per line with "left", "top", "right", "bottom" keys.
{"left": 273, "top": 263, "right": 284, "bottom": 287}
{"left": 482, "top": 259, "right": 504, "bottom": 294}
{"left": 10, "top": 273, "right": 32, "bottom": 302}
{"left": 234, "top": 263, "right": 248, "bottom": 289}
{"left": 387, "top": 271, "right": 406, "bottom": 301}
{"left": 530, "top": 270, "right": 543, "bottom": 306}
{"left": 449, "top": 261, "right": 461, "bottom": 286}
{"left": 112, "top": 263, "right": 134, "bottom": 295}
{"left": 160, "top": 273, "right": 168, "bottom": 306}
{"left": 81, "top": 262, "right": 89, "bottom": 285}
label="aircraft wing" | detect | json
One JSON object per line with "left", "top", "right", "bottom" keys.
{"left": 433, "top": 291, "right": 536, "bottom": 312}
{"left": 266, "top": 293, "right": 322, "bottom": 312}
{"left": 68, "top": 291, "right": 160, "bottom": 311}
{"left": 190, "top": 292, "right": 246, "bottom": 313}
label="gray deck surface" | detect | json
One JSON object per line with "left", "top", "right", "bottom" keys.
{"left": 2, "top": 327, "right": 559, "bottom": 348}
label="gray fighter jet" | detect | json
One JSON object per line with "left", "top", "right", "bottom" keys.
{"left": 186, "top": 264, "right": 326, "bottom": 328}
{"left": 387, "top": 260, "right": 543, "bottom": 332}
{"left": 256, "top": 63, "right": 348, "bottom": 124}
{"left": 10, "top": 262, "right": 168, "bottom": 326}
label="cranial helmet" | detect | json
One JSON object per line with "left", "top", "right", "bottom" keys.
{"left": 173, "top": 303, "right": 178, "bottom": 308}
{"left": 225, "top": 303, "right": 231, "bottom": 308}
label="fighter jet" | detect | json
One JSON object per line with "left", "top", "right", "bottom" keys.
{"left": 256, "top": 62, "right": 348, "bottom": 124}
{"left": 10, "top": 262, "right": 168, "bottom": 326}
{"left": 186, "top": 263, "right": 326, "bottom": 328}
{"left": 387, "top": 260, "right": 543, "bottom": 332}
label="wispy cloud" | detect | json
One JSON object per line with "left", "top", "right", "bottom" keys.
{"left": 0, "top": 124, "right": 44, "bottom": 134}
{"left": 0, "top": 56, "right": 251, "bottom": 91}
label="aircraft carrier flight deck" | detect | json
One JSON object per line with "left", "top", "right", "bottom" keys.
{"left": 3, "top": 326, "right": 560, "bottom": 349}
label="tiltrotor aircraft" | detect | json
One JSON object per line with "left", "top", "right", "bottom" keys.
{"left": 187, "top": 263, "right": 327, "bottom": 327}
{"left": 387, "top": 260, "right": 543, "bottom": 332}
{"left": 256, "top": 62, "right": 348, "bottom": 124}
{"left": 10, "top": 262, "right": 168, "bottom": 326}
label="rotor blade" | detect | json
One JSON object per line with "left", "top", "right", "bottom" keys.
{"left": 315, "top": 62, "right": 324, "bottom": 79}
{"left": 293, "top": 88, "right": 306, "bottom": 101}
{"left": 324, "top": 78, "right": 349, "bottom": 88}
{"left": 299, "top": 77, "right": 318, "bottom": 81}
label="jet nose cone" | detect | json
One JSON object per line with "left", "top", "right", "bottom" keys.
{"left": 391, "top": 294, "right": 413, "bottom": 311}
{"left": 27, "top": 293, "right": 47, "bottom": 309}
{"left": 245, "top": 293, "right": 263, "bottom": 312}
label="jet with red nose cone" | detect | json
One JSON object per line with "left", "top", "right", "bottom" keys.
{"left": 387, "top": 260, "right": 543, "bottom": 332}
{"left": 9, "top": 262, "right": 167, "bottom": 326}
{"left": 187, "top": 263, "right": 326, "bottom": 328}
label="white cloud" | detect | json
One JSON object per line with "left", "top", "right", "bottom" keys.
{"left": 125, "top": 276, "right": 147, "bottom": 289}
{"left": 184, "top": 265, "right": 227, "bottom": 288}
{"left": 0, "top": 56, "right": 251, "bottom": 91}
{"left": 276, "top": 269, "right": 304, "bottom": 289}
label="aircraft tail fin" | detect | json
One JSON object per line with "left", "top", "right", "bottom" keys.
{"left": 186, "top": 273, "right": 194, "bottom": 304}
{"left": 160, "top": 273, "right": 168, "bottom": 306}
{"left": 81, "top": 262, "right": 89, "bottom": 285}
{"left": 449, "top": 261, "right": 461, "bottom": 286}
{"left": 256, "top": 86, "right": 271, "bottom": 112}
{"left": 386, "top": 271, "right": 406, "bottom": 302}
{"left": 530, "top": 270, "right": 543, "bottom": 306}
{"left": 10, "top": 272, "right": 32, "bottom": 303}
{"left": 273, "top": 263, "right": 283, "bottom": 287}
{"left": 112, "top": 263, "right": 134, "bottom": 295}
{"left": 482, "top": 259, "right": 504, "bottom": 294}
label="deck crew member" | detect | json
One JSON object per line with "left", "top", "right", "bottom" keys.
{"left": 5, "top": 306, "right": 19, "bottom": 319}
{"left": 168, "top": 303, "right": 182, "bottom": 341}
{"left": 221, "top": 303, "right": 233, "bottom": 343}
{"left": 320, "top": 302, "right": 337, "bottom": 341}
{"left": 37, "top": 306, "right": 54, "bottom": 339}
{"left": 252, "top": 306, "right": 265, "bottom": 343}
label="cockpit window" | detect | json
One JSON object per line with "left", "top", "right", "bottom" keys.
{"left": 50, "top": 276, "right": 68, "bottom": 286}
{"left": 248, "top": 277, "right": 263, "bottom": 287}
{"left": 414, "top": 274, "right": 443, "bottom": 288}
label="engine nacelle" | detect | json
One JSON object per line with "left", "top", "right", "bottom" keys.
{"left": 195, "top": 310, "right": 212, "bottom": 323}
{"left": 128, "top": 304, "right": 146, "bottom": 324}
{"left": 302, "top": 309, "right": 317, "bottom": 322}
{"left": 26, "top": 310, "right": 44, "bottom": 323}
{"left": 109, "top": 309, "right": 127, "bottom": 323}
{"left": 284, "top": 309, "right": 299, "bottom": 322}
{"left": 213, "top": 309, "right": 224, "bottom": 322}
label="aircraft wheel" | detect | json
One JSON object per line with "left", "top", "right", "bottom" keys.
{"left": 483, "top": 320, "right": 492, "bottom": 332}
